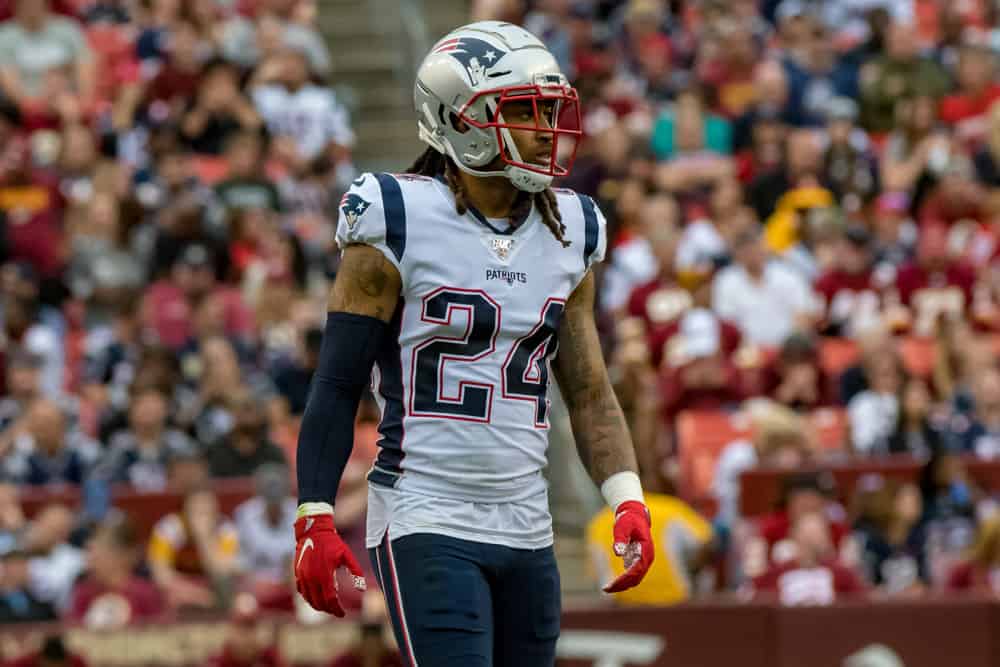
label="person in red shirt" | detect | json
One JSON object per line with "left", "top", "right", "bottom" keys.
{"left": 658, "top": 307, "right": 744, "bottom": 420}
{"left": 205, "top": 594, "right": 288, "bottom": 667}
{"left": 752, "top": 511, "right": 867, "bottom": 604}
{"left": 626, "top": 219, "right": 692, "bottom": 368}
{"left": 141, "top": 243, "right": 254, "bottom": 350}
{"left": 751, "top": 472, "right": 854, "bottom": 570}
{"left": 68, "top": 513, "right": 165, "bottom": 630}
{"left": 814, "top": 225, "right": 887, "bottom": 338}
{"left": 895, "top": 223, "right": 977, "bottom": 336}
{"left": 939, "top": 42, "right": 1000, "bottom": 144}
{"left": 758, "top": 332, "right": 835, "bottom": 411}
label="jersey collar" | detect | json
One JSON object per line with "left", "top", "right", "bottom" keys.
{"left": 433, "top": 175, "right": 534, "bottom": 235}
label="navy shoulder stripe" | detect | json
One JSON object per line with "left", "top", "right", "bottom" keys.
{"left": 577, "top": 193, "right": 599, "bottom": 265}
{"left": 375, "top": 173, "right": 406, "bottom": 262}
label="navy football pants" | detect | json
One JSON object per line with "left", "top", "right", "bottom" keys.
{"left": 369, "top": 532, "right": 561, "bottom": 667}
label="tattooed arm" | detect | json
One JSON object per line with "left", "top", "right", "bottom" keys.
{"left": 329, "top": 244, "right": 401, "bottom": 321}
{"left": 554, "top": 271, "right": 639, "bottom": 486}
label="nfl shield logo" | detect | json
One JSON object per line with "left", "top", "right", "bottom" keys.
{"left": 490, "top": 237, "right": 515, "bottom": 261}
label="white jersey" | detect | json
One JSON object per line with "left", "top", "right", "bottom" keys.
{"left": 334, "top": 172, "right": 606, "bottom": 549}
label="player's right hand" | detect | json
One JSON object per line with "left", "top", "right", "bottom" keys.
{"left": 293, "top": 511, "right": 366, "bottom": 616}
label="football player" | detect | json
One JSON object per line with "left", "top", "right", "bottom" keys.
{"left": 293, "top": 21, "right": 654, "bottom": 666}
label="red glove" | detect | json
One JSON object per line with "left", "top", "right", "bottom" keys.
{"left": 603, "top": 500, "right": 655, "bottom": 593}
{"left": 294, "top": 513, "right": 366, "bottom": 616}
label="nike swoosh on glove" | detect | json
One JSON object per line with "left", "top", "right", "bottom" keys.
{"left": 603, "top": 500, "right": 655, "bottom": 593}
{"left": 294, "top": 514, "right": 366, "bottom": 616}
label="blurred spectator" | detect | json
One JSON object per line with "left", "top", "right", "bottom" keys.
{"left": 948, "top": 366, "right": 1000, "bottom": 458}
{"left": 0, "top": 549, "right": 55, "bottom": 623}
{"left": 270, "top": 324, "right": 320, "bottom": 416}
{"left": 1, "top": 399, "right": 100, "bottom": 487}
{"left": 68, "top": 512, "right": 164, "bottom": 629}
{"left": 880, "top": 94, "right": 949, "bottom": 195}
{"left": 147, "top": 484, "right": 240, "bottom": 612}
{"left": 749, "top": 128, "right": 825, "bottom": 222}
{"left": 603, "top": 191, "right": 675, "bottom": 315}
{"left": 0, "top": 349, "right": 43, "bottom": 431}
{"left": 847, "top": 347, "right": 906, "bottom": 456}
{"left": 752, "top": 510, "right": 867, "bottom": 604}
{"left": 814, "top": 225, "right": 885, "bottom": 337}
{"left": 142, "top": 19, "right": 208, "bottom": 119}
{"left": 947, "top": 514, "right": 1000, "bottom": 593}
{"left": 920, "top": 450, "right": 978, "bottom": 583}
{"left": 780, "top": 19, "right": 858, "bottom": 128}
{"left": 852, "top": 477, "right": 927, "bottom": 592}
{"left": 895, "top": 223, "right": 976, "bottom": 337}
{"left": 658, "top": 308, "right": 744, "bottom": 420}
{"left": 939, "top": 42, "right": 1000, "bottom": 144}
{"left": 220, "top": 3, "right": 331, "bottom": 76}
{"left": 870, "top": 191, "right": 917, "bottom": 270}
{"left": 207, "top": 392, "right": 287, "bottom": 479}
{"left": 859, "top": 21, "right": 948, "bottom": 133}
{"left": 888, "top": 378, "right": 944, "bottom": 458}
{"left": 205, "top": 592, "right": 288, "bottom": 667}
{"left": 4, "top": 635, "right": 88, "bottom": 667}
{"left": 714, "top": 401, "right": 814, "bottom": 526}
{"left": 141, "top": 244, "right": 253, "bottom": 350}
{"left": 762, "top": 333, "right": 834, "bottom": 411}
{"left": 712, "top": 223, "right": 817, "bottom": 346}
{"left": 214, "top": 132, "right": 282, "bottom": 214}
{"left": 251, "top": 47, "right": 354, "bottom": 182}
{"left": 0, "top": 0, "right": 95, "bottom": 115}
{"left": 92, "top": 386, "right": 197, "bottom": 491}
{"left": 843, "top": 644, "right": 905, "bottom": 667}
{"left": 180, "top": 60, "right": 262, "bottom": 156}
{"left": 587, "top": 491, "right": 714, "bottom": 605}
{"left": 65, "top": 192, "right": 144, "bottom": 308}
{"left": 732, "top": 61, "right": 793, "bottom": 152}
{"left": 821, "top": 97, "right": 878, "bottom": 213}
{"left": 233, "top": 464, "right": 294, "bottom": 606}
{"left": 651, "top": 86, "right": 735, "bottom": 195}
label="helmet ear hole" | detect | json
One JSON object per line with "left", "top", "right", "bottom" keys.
{"left": 449, "top": 112, "right": 470, "bottom": 133}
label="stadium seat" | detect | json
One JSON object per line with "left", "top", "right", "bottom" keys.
{"left": 898, "top": 337, "right": 937, "bottom": 378}
{"left": 676, "top": 410, "right": 751, "bottom": 500}
{"left": 818, "top": 338, "right": 860, "bottom": 378}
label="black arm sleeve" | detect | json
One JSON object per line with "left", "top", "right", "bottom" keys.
{"left": 296, "top": 311, "right": 388, "bottom": 504}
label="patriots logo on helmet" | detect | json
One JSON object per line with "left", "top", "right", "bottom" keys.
{"left": 340, "top": 193, "right": 371, "bottom": 229}
{"left": 434, "top": 37, "right": 509, "bottom": 86}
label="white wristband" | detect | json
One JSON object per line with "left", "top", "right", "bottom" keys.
{"left": 600, "top": 471, "right": 644, "bottom": 512}
{"left": 296, "top": 502, "right": 334, "bottom": 519}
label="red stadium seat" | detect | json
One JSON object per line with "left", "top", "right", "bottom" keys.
{"left": 676, "top": 410, "right": 751, "bottom": 500}
{"left": 899, "top": 337, "right": 937, "bottom": 378}
{"left": 818, "top": 338, "right": 860, "bottom": 378}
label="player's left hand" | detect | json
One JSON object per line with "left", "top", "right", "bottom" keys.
{"left": 603, "top": 500, "right": 654, "bottom": 593}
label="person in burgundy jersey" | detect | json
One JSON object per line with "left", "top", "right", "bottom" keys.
{"left": 68, "top": 513, "right": 164, "bottom": 630}
{"left": 895, "top": 223, "right": 977, "bottom": 336}
{"left": 626, "top": 203, "right": 692, "bottom": 367}
{"left": 814, "top": 225, "right": 886, "bottom": 337}
{"left": 752, "top": 511, "right": 867, "bottom": 604}
{"left": 758, "top": 332, "right": 836, "bottom": 411}
{"left": 751, "top": 473, "right": 854, "bottom": 570}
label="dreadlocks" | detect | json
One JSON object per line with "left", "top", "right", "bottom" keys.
{"left": 406, "top": 147, "right": 571, "bottom": 248}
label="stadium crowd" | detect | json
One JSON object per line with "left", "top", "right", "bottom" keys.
{"left": 6, "top": 0, "right": 1000, "bottom": 661}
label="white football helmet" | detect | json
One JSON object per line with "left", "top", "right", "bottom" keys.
{"left": 414, "top": 21, "right": 582, "bottom": 193}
